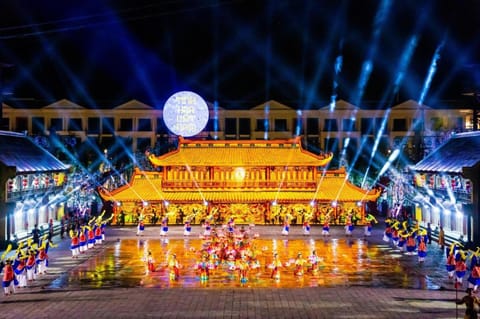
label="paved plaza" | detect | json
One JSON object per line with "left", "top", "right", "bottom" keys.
{"left": 0, "top": 222, "right": 468, "bottom": 319}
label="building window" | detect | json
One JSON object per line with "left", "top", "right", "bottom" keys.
{"left": 0, "top": 118, "right": 9, "bottom": 130}
{"left": 292, "top": 118, "right": 304, "bottom": 135}
{"left": 392, "top": 119, "right": 407, "bottom": 131}
{"left": 342, "top": 119, "right": 355, "bottom": 132}
{"left": 361, "top": 118, "right": 385, "bottom": 134}
{"left": 430, "top": 117, "right": 444, "bottom": 131}
{"left": 138, "top": 118, "right": 152, "bottom": 131}
{"left": 450, "top": 117, "right": 463, "bottom": 131}
{"left": 88, "top": 117, "right": 100, "bottom": 134}
{"left": 239, "top": 118, "right": 250, "bottom": 135}
{"left": 324, "top": 119, "right": 338, "bottom": 132}
{"left": 102, "top": 117, "right": 115, "bottom": 134}
{"left": 324, "top": 137, "right": 339, "bottom": 154}
{"left": 205, "top": 118, "right": 220, "bottom": 132}
{"left": 343, "top": 137, "right": 358, "bottom": 161}
{"left": 274, "top": 119, "right": 288, "bottom": 132}
{"left": 68, "top": 118, "right": 83, "bottom": 131}
{"left": 306, "top": 118, "right": 319, "bottom": 134}
{"left": 119, "top": 119, "right": 133, "bottom": 131}
{"left": 361, "top": 118, "right": 374, "bottom": 135}
{"left": 225, "top": 118, "right": 237, "bottom": 135}
{"left": 15, "top": 117, "right": 28, "bottom": 132}
{"left": 412, "top": 118, "right": 423, "bottom": 132}
{"left": 156, "top": 118, "right": 168, "bottom": 134}
{"left": 50, "top": 118, "right": 63, "bottom": 132}
{"left": 32, "top": 117, "right": 45, "bottom": 135}
{"left": 256, "top": 119, "right": 268, "bottom": 131}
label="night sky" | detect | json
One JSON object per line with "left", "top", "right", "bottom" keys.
{"left": 1, "top": 0, "right": 479, "bottom": 109}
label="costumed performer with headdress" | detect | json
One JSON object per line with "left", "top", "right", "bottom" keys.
{"left": 294, "top": 252, "right": 307, "bottom": 276}
{"left": 160, "top": 217, "right": 168, "bottom": 237}
{"left": 468, "top": 260, "right": 480, "bottom": 293}
{"left": 308, "top": 250, "right": 321, "bottom": 274}
{"left": 196, "top": 254, "right": 210, "bottom": 282}
{"left": 70, "top": 230, "right": 80, "bottom": 258}
{"left": 145, "top": 251, "right": 155, "bottom": 274}
{"left": 406, "top": 233, "right": 417, "bottom": 255}
{"left": 281, "top": 219, "right": 290, "bottom": 236}
{"left": 322, "top": 216, "right": 330, "bottom": 236}
{"left": 455, "top": 250, "right": 468, "bottom": 288}
{"left": 235, "top": 255, "right": 250, "bottom": 283}
{"left": 136, "top": 218, "right": 145, "bottom": 236}
{"left": 270, "top": 252, "right": 283, "bottom": 280}
{"left": 13, "top": 244, "right": 27, "bottom": 288}
{"left": 364, "top": 214, "right": 377, "bottom": 237}
{"left": 79, "top": 226, "right": 87, "bottom": 253}
{"left": 303, "top": 220, "right": 311, "bottom": 236}
{"left": 184, "top": 220, "right": 192, "bottom": 236}
{"left": 345, "top": 214, "right": 353, "bottom": 237}
{"left": 417, "top": 236, "right": 427, "bottom": 263}
{"left": 25, "top": 248, "right": 37, "bottom": 282}
{"left": 2, "top": 259, "right": 18, "bottom": 296}
{"left": 167, "top": 253, "right": 180, "bottom": 281}
{"left": 446, "top": 243, "right": 458, "bottom": 279}
{"left": 86, "top": 225, "right": 95, "bottom": 249}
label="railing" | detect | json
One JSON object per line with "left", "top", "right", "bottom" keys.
{"left": 6, "top": 186, "right": 63, "bottom": 203}
{"left": 161, "top": 180, "right": 317, "bottom": 189}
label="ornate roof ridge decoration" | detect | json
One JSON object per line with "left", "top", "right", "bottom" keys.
{"left": 147, "top": 136, "right": 334, "bottom": 167}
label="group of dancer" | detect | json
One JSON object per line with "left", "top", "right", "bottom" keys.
{"left": 0, "top": 211, "right": 113, "bottom": 296}
{"left": 383, "top": 218, "right": 429, "bottom": 262}
{"left": 1, "top": 234, "right": 56, "bottom": 296}
{"left": 445, "top": 242, "right": 480, "bottom": 293}
{"left": 142, "top": 218, "right": 327, "bottom": 284}
{"left": 69, "top": 212, "right": 112, "bottom": 258}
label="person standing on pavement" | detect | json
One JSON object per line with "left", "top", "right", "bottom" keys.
{"left": 438, "top": 226, "right": 445, "bottom": 252}
{"left": 60, "top": 216, "right": 66, "bottom": 239}
{"left": 456, "top": 287, "right": 480, "bottom": 319}
{"left": 48, "top": 219, "right": 54, "bottom": 242}
{"left": 31, "top": 224, "right": 41, "bottom": 246}
{"left": 426, "top": 223, "right": 432, "bottom": 244}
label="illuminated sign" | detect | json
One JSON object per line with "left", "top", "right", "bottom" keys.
{"left": 163, "top": 91, "right": 209, "bottom": 137}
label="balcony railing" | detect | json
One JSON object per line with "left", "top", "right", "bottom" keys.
{"left": 161, "top": 180, "right": 317, "bottom": 190}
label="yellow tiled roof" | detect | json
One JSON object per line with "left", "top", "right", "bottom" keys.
{"left": 148, "top": 137, "right": 333, "bottom": 167}
{"left": 99, "top": 171, "right": 379, "bottom": 203}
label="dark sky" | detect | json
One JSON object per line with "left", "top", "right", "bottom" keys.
{"left": 1, "top": 0, "right": 479, "bottom": 109}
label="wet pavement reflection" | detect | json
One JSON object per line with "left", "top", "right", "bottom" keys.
{"left": 49, "top": 236, "right": 440, "bottom": 290}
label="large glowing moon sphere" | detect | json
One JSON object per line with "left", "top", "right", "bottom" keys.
{"left": 163, "top": 91, "right": 209, "bottom": 137}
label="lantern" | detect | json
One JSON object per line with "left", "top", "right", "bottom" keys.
{"left": 7, "top": 179, "right": 14, "bottom": 192}
{"left": 22, "top": 176, "right": 28, "bottom": 188}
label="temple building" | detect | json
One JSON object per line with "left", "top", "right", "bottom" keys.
{"left": 99, "top": 137, "right": 380, "bottom": 226}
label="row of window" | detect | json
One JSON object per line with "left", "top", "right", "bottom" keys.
{"left": 10, "top": 115, "right": 463, "bottom": 135}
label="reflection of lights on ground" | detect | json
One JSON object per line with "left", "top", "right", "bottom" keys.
{"left": 54, "top": 238, "right": 437, "bottom": 290}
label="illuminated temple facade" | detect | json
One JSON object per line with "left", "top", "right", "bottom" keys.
{"left": 99, "top": 137, "right": 380, "bottom": 225}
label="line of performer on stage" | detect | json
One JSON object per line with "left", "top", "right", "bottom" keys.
{"left": 383, "top": 218, "right": 429, "bottom": 263}
{"left": 446, "top": 243, "right": 480, "bottom": 293}
{"left": 0, "top": 234, "right": 56, "bottom": 296}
